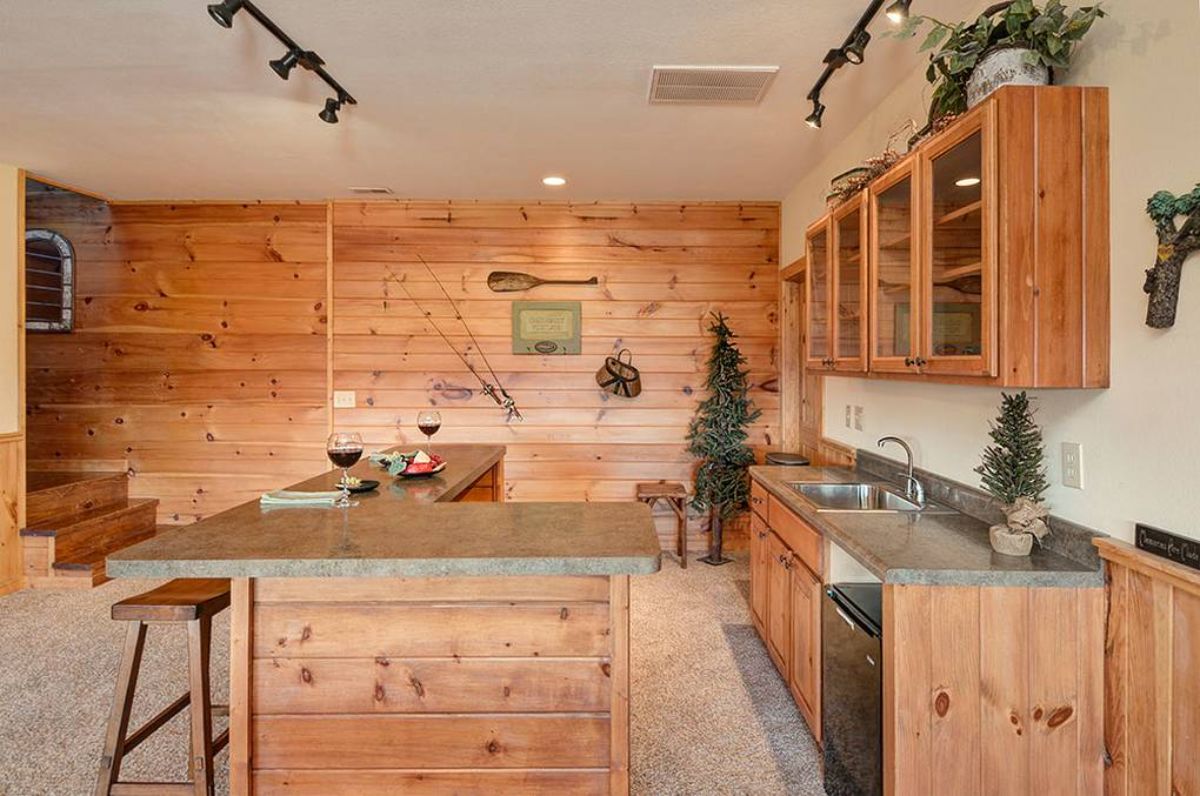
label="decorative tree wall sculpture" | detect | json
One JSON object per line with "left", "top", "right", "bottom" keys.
{"left": 1143, "top": 183, "right": 1200, "bottom": 328}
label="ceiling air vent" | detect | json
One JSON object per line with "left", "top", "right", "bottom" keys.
{"left": 648, "top": 65, "right": 779, "bottom": 105}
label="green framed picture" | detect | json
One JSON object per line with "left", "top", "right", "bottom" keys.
{"left": 512, "top": 301, "right": 582, "bottom": 355}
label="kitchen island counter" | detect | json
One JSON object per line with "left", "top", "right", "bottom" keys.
{"left": 105, "top": 445, "right": 658, "bottom": 795}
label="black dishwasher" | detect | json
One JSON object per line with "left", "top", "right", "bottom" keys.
{"left": 822, "top": 583, "right": 883, "bottom": 796}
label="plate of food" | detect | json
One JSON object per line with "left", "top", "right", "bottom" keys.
{"left": 338, "top": 475, "right": 380, "bottom": 493}
{"left": 370, "top": 450, "right": 448, "bottom": 479}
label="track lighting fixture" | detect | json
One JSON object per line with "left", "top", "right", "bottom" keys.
{"left": 805, "top": 98, "right": 826, "bottom": 129}
{"left": 823, "top": 48, "right": 849, "bottom": 70}
{"left": 207, "top": 0, "right": 357, "bottom": 123}
{"left": 269, "top": 48, "right": 301, "bottom": 80}
{"left": 885, "top": 0, "right": 912, "bottom": 24}
{"left": 844, "top": 30, "right": 871, "bottom": 65}
{"left": 804, "top": 0, "right": 902, "bottom": 132}
{"left": 206, "top": 0, "right": 244, "bottom": 28}
{"left": 319, "top": 96, "right": 343, "bottom": 124}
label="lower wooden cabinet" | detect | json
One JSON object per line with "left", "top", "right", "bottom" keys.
{"left": 748, "top": 487, "right": 824, "bottom": 744}
{"left": 788, "top": 558, "right": 822, "bottom": 740}
{"left": 749, "top": 513, "right": 770, "bottom": 637}
{"left": 765, "top": 532, "right": 792, "bottom": 674}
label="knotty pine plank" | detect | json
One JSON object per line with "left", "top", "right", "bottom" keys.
{"left": 253, "top": 657, "right": 610, "bottom": 714}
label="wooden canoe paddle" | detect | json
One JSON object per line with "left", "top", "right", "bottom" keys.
{"left": 487, "top": 271, "right": 599, "bottom": 292}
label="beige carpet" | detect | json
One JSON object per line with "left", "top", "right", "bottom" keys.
{"left": 0, "top": 554, "right": 821, "bottom": 795}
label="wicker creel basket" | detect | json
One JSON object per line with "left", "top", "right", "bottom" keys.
{"left": 596, "top": 349, "right": 642, "bottom": 398}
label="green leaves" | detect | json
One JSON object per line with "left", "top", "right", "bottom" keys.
{"left": 974, "top": 392, "right": 1049, "bottom": 507}
{"left": 687, "top": 312, "right": 761, "bottom": 519}
{"left": 896, "top": 1, "right": 1105, "bottom": 121}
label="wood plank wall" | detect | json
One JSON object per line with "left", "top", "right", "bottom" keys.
{"left": 24, "top": 193, "right": 330, "bottom": 521}
{"left": 23, "top": 197, "right": 780, "bottom": 543}
{"left": 330, "top": 202, "right": 779, "bottom": 548}
{"left": 1096, "top": 538, "right": 1200, "bottom": 795}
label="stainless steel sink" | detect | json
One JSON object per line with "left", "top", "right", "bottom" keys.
{"left": 788, "top": 482, "right": 922, "bottom": 512}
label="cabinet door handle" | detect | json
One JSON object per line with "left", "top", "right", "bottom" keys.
{"left": 915, "top": 356, "right": 927, "bottom": 367}
{"left": 904, "top": 357, "right": 913, "bottom": 367}
{"left": 757, "top": 530, "right": 768, "bottom": 540}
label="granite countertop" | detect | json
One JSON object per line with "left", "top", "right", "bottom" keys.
{"left": 108, "top": 444, "right": 661, "bottom": 579}
{"left": 750, "top": 465, "right": 1103, "bottom": 588}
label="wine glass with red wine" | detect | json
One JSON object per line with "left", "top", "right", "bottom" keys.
{"left": 326, "top": 431, "right": 364, "bottom": 508}
{"left": 417, "top": 410, "right": 442, "bottom": 456}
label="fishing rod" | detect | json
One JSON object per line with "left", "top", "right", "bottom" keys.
{"left": 416, "top": 255, "right": 522, "bottom": 421}
{"left": 382, "top": 267, "right": 522, "bottom": 422}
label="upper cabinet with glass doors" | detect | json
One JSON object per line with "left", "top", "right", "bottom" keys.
{"left": 846, "top": 85, "right": 1108, "bottom": 388}
{"left": 806, "top": 196, "right": 868, "bottom": 373}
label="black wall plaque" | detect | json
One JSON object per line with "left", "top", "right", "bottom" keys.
{"left": 1135, "top": 523, "right": 1200, "bottom": 572}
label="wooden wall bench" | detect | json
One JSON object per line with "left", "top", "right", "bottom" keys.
{"left": 1096, "top": 538, "right": 1200, "bottom": 795}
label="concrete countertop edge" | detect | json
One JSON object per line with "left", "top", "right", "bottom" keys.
{"left": 749, "top": 465, "right": 1104, "bottom": 589}
{"left": 106, "top": 553, "right": 664, "bottom": 580}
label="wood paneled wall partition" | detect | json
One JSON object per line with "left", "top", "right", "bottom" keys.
{"left": 331, "top": 202, "right": 780, "bottom": 548}
{"left": 1096, "top": 538, "right": 1200, "bottom": 795}
{"left": 23, "top": 197, "right": 780, "bottom": 544}
{"left": 24, "top": 193, "right": 330, "bottom": 522}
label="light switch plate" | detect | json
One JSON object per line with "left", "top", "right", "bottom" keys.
{"left": 853, "top": 405, "right": 864, "bottom": 431}
{"left": 845, "top": 405, "right": 852, "bottom": 428}
{"left": 1061, "top": 442, "right": 1083, "bottom": 489}
{"left": 333, "top": 390, "right": 357, "bottom": 409}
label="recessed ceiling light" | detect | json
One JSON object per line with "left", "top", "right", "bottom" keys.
{"left": 955, "top": 177, "right": 982, "bottom": 187}
{"left": 542, "top": 176, "right": 567, "bottom": 187}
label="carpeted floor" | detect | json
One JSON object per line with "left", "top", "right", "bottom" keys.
{"left": 0, "top": 554, "right": 822, "bottom": 796}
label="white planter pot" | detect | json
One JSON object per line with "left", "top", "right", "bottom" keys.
{"left": 967, "top": 48, "right": 1050, "bottom": 108}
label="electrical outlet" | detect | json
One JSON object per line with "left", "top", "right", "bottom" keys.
{"left": 845, "top": 404, "right": 852, "bottom": 428}
{"left": 1061, "top": 442, "right": 1083, "bottom": 489}
{"left": 853, "top": 405, "right": 864, "bottom": 431}
{"left": 333, "top": 390, "right": 357, "bottom": 409}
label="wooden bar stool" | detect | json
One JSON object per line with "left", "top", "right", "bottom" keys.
{"left": 637, "top": 482, "right": 689, "bottom": 568}
{"left": 95, "top": 578, "right": 231, "bottom": 796}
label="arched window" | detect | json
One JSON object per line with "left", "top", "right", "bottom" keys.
{"left": 25, "top": 228, "right": 74, "bottom": 332}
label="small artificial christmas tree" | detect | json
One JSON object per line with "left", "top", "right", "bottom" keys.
{"left": 974, "top": 391, "right": 1051, "bottom": 556}
{"left": 686, "top": 313, "right": 761, "bottom": 565}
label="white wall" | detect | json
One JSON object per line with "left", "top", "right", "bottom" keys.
{"left": 781, "top": 0, "right": 1200, "bottom": 542}
{"left": 0, "top": 164, "right": 20, "bottom": 436}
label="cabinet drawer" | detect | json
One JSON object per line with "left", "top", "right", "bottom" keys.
{"left": 750, "top": 479, "right": 769, "bottom": 519}
{"left": 768, "top": 495, "right": 822, "bottom": 574}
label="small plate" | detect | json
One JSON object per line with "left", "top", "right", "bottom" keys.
{"left": 340, "top": 479, "right": 380, "bottom": 493}
{"left": 394, "top": 461, "right": 448, "bottom": 479}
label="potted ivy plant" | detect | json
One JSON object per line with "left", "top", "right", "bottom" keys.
{"left": 894, "top": 0, "right": 1106, "bottom": 121}
{"left": 975, "top": 392, "right": 1051, "bottom": 556}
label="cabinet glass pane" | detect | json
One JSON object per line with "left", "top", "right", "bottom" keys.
{"left": 930, "top": 129, "right": 984, "bottom": 357}
{"left": 875, "top": 176, "right": 913, "bottom": 358}
{"left": 836, "top": 209, "right": 863, "bottom": 359}
{"left": 808, "top": 230, "right": 829, "bottom": 359}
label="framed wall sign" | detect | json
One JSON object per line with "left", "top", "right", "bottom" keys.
{"left": 512, "top": 301, "right": 581, "bottom": 355}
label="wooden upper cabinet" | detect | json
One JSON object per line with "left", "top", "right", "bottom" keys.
{"left": 805, "top": 217, "right": 832, "bottom": 369}
{"left": 919, "top": 101, "right": 998, "bottom": 377}
{"left": 831, "top": 194, "right": 869, "bottom": 372}
{"left": 859, "top": 86, "right": 1108, "bottom": 387}
{"left": 869, "top": 156, "right": 920, "bottom": 374}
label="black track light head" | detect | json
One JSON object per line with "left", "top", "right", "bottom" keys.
{"left": 823, "top": 48, "right": 849, "bottom": 70}
{"left": 269, "top": 49, "right": 300, "bottom": 80}
{"left": 805, "top": 98, "right": 826, "bottom": 130}
{"left": 207, "top": 0, "right": 245, "bottom": 28}
{"left": 319, "top": 97, "right": 342, "bottom": 124}
{"left": 886, "top": 0, "right": 912, "bottom": 24}
{"left": 845, "top": 29, "right": 871, "bottom": 65}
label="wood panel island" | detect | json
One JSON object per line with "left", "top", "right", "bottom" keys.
{"left": 106, "top": 445, "right": 661, "bottom": 795}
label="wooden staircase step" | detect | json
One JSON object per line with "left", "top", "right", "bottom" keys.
{"left": 49, "top": 498, "right": 159, "bottom": 562}
{"left": 25, "top": 470, "right": 129, "bottom": 528}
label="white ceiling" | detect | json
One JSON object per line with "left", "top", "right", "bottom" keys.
{"left": 0, "top": 0, "right": 975, "bottom": 201}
